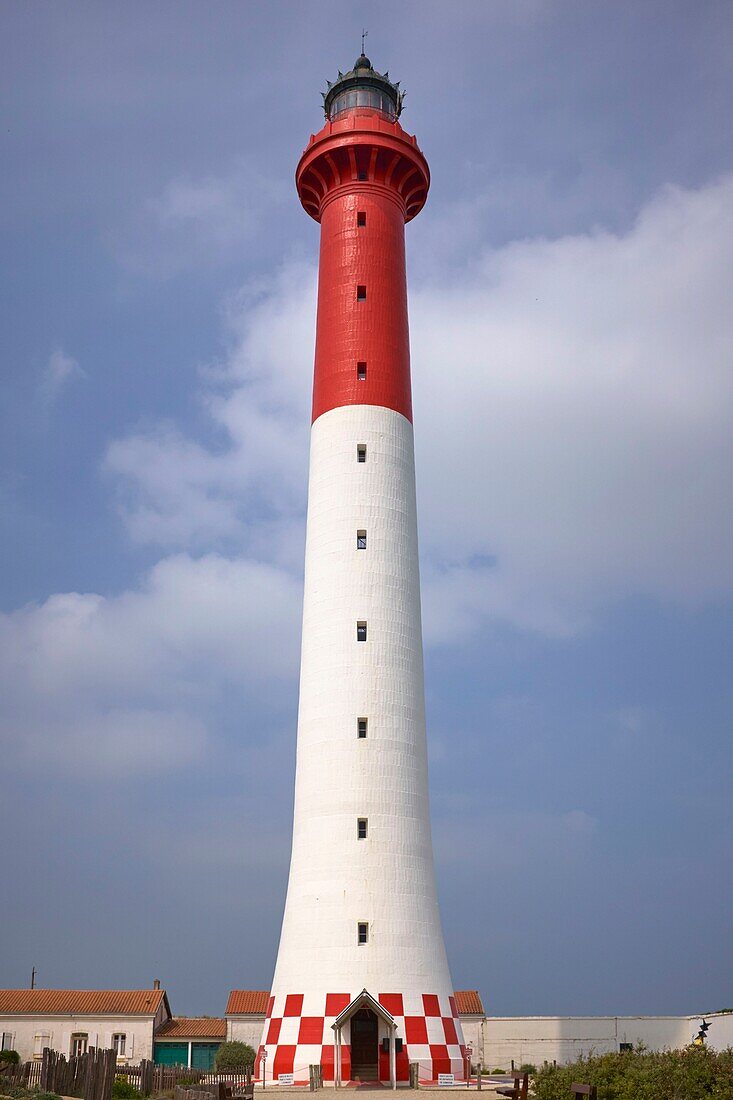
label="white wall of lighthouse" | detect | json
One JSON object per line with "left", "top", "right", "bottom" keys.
{"left": 271, "top": 403, "right": 454, "bottom": 998}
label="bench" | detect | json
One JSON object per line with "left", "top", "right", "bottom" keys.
{"left": 496, "top": 1071, "right": 528, "bottom": 1100}
{"left": 571, "top": 1087, "right": 597, "bottom": 1100}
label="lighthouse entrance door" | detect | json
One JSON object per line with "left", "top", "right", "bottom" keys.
{"left": 350, "top": 1008, "right": 379, "bottom": 1081}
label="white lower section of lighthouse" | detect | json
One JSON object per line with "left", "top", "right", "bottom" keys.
{"left": 261, "top": 405, "right": 465, "bottom": 1085}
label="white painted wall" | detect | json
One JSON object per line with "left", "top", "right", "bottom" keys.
{"left": 227, "top": 1016, "right": 264, "bottom": 1051}
{"left": 0, "top": 1015, "right": 156, "bottom": 1064}
{"left": 265, "top": 404, "right": 461, "bottom": 1073}
{"left": 461, "top": 1013, "right": 733, "bottom": 1068}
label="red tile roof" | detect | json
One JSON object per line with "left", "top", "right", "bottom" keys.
{"left": 0, "top": 989, "right": 168, "bottom": 1016}
{"left": 225, "top": 990, "right": 485, "bottom": 1017}
{"left": 454, "top": 990, "right": 485, "bottom": 1015}
{"left": 226, "top": 991, "right": 270, "bottom": 1015}
{"left": 157, "top": 1017, "right": 226, "bottom": 1039}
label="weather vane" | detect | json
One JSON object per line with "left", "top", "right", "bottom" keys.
{"left": 361, "top": 28, "right": 368, "bottom": 54}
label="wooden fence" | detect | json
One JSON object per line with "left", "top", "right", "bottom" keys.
{"left": 0, "top": 1059, "right": 43, "bottom": 1090}
{"left": 117, "top": 1062, "right": 256, "bottom": 1096}
{"left": 2, "top": 1056, "right": 258, "bottom": 1100}
{"left": 39, "top": 1046, "right": 117, "bottom": 1100}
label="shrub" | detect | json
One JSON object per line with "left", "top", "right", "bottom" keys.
{"left": 0, "top": 1050, "right": 21, "bottom": 1064}
{"left": 214, "top": 1042, "right": 255, "bottom": 1070}
{"left": 520, "top": 1064, "right": 537, "bottom": 1074}
{"left": 0, "top": 1089, "right": 61, "bottom": 1100}
{"left": 491, "top": 1068, "right": 507, "bottom": 1074}
{"left": 530, "top": 1046, "right": 733, "bottom": 1100}
{"left": 112, "top": 1078, "right": 142, "bottom": 1099}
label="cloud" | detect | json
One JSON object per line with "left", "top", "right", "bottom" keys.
{"left": 111, "top": 160, "right": 290, "bottom": 278}
{"left": 0, "top": 553, "right": 301, "bottom": 776}
{"left": 105, "top": 261, "right": 316, "bottom": 564}
{"left": 106, "top": 173, "right": 733, "bottom": 639}
{"left": 39, "top": 347, "right": 83, "bottom": 403}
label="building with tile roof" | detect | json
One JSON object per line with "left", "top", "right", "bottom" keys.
{"left": 154, "top": 1017, "right": 227, "bottom": 1070}
{"left": 0, "top": 986, "right": 170, "bottom": 1066}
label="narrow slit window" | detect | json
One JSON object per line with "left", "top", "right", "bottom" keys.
{"left": 357, "top": 530, "right": 367, "bottom": 549}
{"left": 357, "top": 284, "right": 367, "bottom": 301}
{"left": 358, "top": 171, "right": 368, "bottom": 181}
{"left": 357, "top": 921, "right": 369, "bottom": 945}
{"left": 357, "top": 818, "right": 368, "bottom": 839}
{"left": 357, "top": 444, "right": 367, "bottom": 463}
{"left": 357, "top": 717, "right": 368, "bottom": 739}
{"left": 357, "top": 211, "right": 367, "bottom": 227}
{"left": 356, "top": 621, "right": 367, "bottom": 642}
{"left": 357, "top": 361, "right": 367, "bottom": 380}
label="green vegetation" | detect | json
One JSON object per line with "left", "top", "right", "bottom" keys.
{"left": 214, "top": 1042, "right": 255, "bottom": 1070}
{"left": 112, "top": 1078, "right": 142, "bottom": 1099}
{"left": 0, "top": 1087, "right": 62, "bottom": 1100}
{"left": 521, "top": 1064, "right": 537, "bottom": 1074}
{"left": 531, "top": 1046, "right": 733, "bottom": 1100}
{"left": 491, "top": 1068, "right": 508, "bottom": 1074}
{"left": 0, "top": 1052, "right": 21, "bottom": 1065}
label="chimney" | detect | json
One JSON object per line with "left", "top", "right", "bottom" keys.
{"left": 153, "top": 979, "right": 160, "bottom": 990}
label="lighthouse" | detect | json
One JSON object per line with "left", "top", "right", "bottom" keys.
{"left": 260, "top": 54, "right": 465, "bottom": 1087}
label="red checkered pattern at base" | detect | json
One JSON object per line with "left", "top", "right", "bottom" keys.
{"left": 256, "top": 992, "right": 467, "bottom": 1084}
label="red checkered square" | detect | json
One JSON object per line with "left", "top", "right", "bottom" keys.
{"left": 283, "top": 993, "right": 303, "bottom": 1016}
{"left": 298, "top": 1016, "right": 325, "bottom": 1044}
{"left": 320, "top": 1044, "right": 335, "bottom": 1081}
{"left": 443, "top": 1016, "right": 458, "bottom": 1044}
{"left": 272, "top": 1045, "right": 296, "bottom": 1077}
{"left": 266, "top": 995, "right": 275, "bottom": 1018}
{"left": 423, "top": 994, "right": 441, "bottom": 1017}
{"left": 404, "top": 1016, "right": 428, "bottom": 1044}
{"left": 325, "top": 993, "right": 350, "bottom": 1016}
{"left": 449, "top": 995, "right": 458, "bottom": 1017}
{"left": 379, "top": 992, "right": 404, "bottom": 1016}
{"left": 430, "top": 1044, "right": 451, "bottom": 1076}
{"left": 266, "top": 1018, "right": 281, "bottom": 1044}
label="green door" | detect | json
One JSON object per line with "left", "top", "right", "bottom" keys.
{"left": 191, "top": 1044, "right": 220, "bottom": 1071}
{"left": 154, "top": 1042, "right": 188, "bottom": 1066}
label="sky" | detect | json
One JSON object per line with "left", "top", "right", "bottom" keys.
{"left": 1, "top": 0, "right": 732, "bottom": 1019}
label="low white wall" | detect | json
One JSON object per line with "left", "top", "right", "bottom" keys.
{"left": 480, "top": 1013, "right": 733, "bottom": 1069}
{"left": 0, "top": 1014, "right": 156, "bottom": 1064}
{"left": 227, "top": 1016, "right": 265, "bottom": 1051}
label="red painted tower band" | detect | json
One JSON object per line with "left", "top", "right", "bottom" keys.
{"left": 297, "top": 110, "right": 430, "bottom": 423}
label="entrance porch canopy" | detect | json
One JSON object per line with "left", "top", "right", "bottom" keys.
{"left": 331, "top": 989, "right": 397, "bottom": 1089}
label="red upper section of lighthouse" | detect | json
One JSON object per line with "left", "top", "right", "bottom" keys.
{"left": 297, "top": 59, "right": 429, "bottom": 425}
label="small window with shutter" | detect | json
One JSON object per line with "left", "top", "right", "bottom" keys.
{"left": 71, "top": 1034, "right": 88, "bottom": 1057}
{"left": 34, "top": 1034, "right": 51, "bottom": 1058}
